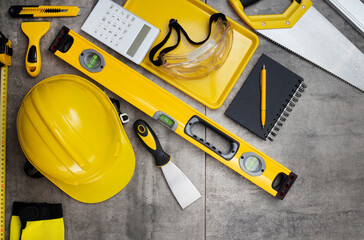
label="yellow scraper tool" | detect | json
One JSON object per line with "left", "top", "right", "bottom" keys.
{"left": 49, "top": 26, "right": 297, "bottom": 200}
{"left": 21, "top": 22, "right": 50, "bottom": 77}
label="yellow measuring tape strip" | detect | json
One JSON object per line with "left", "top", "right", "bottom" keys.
{"left": 0, "top": 67, "right": 7, "bottom": 240}
{"left": 50, "top": 27, "right": 297, "bottom": 200}
{"left": 0, "top": 31, "right": 12, "bottom": 240}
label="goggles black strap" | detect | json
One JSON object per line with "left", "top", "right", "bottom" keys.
{"left": 149, "top": 13, "right": 227, "bottom": 66}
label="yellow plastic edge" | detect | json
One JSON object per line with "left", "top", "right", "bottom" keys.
{"left": 0, "top": 39, "right": 12, "bottom": 67}
{"left": 137, "top": 132, "right": 157, "bottom": 151}
{"left": 229, "top": 0, "right": 312, "bottom": 29}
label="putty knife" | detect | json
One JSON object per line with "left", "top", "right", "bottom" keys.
{"left": 134, "top": 119, "right": 201, "bottom": 209}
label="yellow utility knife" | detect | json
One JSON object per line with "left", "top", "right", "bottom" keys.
{"left": 9, "top": 5, "right": 84, "bottom": 18}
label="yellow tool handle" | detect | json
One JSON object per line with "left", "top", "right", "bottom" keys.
{"left": 21, "top": 22, "right": 50, "bottom": 77}
{"left": 228, "top": 0, "right": 312, "bottom": 29}
{"left": 134, "top": 120, "right": 171, "bottom": 167}
{"left": 9, "top": 6, "right": 81, "bottom": 17}
{"left": 50, "top": 27, "right": 297, "bottom": 199}
{"left": 24, "top": 41, "right": 42, "bottom": 77}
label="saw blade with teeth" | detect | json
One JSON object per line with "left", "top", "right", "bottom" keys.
{"left": 255, "top": 6, "right": 364, "bottom": 92}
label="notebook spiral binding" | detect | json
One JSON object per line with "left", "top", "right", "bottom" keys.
{"left": 267, "top": 81, "right": 307, "bottom": 141}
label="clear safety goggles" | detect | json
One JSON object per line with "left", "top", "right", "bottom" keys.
{"left": 149, "top": 13, "right": 233, "bottom": 80}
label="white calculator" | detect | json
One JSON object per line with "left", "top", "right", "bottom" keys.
{"left": 81, "top": 0, "right": 160, "bottom": 65}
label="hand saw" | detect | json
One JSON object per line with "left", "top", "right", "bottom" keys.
{"left": 229, "top": 0, "right": 364, "bottom": 92}
{"left": 49, "top": 26, "right": 297, "bottom": 200}
{"left": 8, "top": 5, "right": 84, "bottom": 18}
{"left": 0, "top": 31, "right": 12, "bottom": 240}
{"left": 325, "top": 0, "right": 364, "bottom": 36}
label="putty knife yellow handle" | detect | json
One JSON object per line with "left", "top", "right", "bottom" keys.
{"left": 134, "top": 120, "right": 171, "bottom": 167}
{"left": 228, "top": 0, "right": 312, "bottom": 29}
{"left": 21, "top": 22, "right": 50, "bottom": 77}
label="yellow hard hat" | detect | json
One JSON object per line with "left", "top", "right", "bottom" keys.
{"left": 17, "top": 74, "right": 135, "bottom": 203}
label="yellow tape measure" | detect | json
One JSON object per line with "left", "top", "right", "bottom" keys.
{"left": 0, "top": 66, "right": 7, "bottom": 240}
{"left": 0, "top": 31, "right": 12, "bottom": 240}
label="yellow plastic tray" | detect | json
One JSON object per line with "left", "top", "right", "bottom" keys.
{"left": 124, "top": 0, "right": 259, "bottom": 109}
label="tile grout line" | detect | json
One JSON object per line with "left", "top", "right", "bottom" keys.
{"left": 204, "top": 104, "right": 207, "bottom": 240}
{"left": 204, "top": 1, "right": 208, "bottom": 239}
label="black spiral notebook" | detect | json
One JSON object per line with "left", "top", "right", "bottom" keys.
{"left": 225, "top": 54, "right": 306, "bottom": 141}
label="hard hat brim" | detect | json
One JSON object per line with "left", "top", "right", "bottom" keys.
{"left": 17, "top": 74, "right": 136, "bottom": 203}
{"left": 51, "top": 139, "right": 135, "bottom": 203}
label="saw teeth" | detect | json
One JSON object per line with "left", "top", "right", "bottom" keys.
{"left": 253, "top": 30, "right": 363, "bottom": 93}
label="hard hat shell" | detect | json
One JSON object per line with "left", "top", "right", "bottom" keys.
{"left": 17, "top": 74, "right": 135, "bottom": 203}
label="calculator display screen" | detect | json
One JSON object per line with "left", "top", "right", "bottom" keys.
{"left": 126, "top": 24, "right": 151, "bottom": 57}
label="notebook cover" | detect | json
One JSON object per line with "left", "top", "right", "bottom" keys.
{"left": 225, "top": 54, "right": 304, "bottom": 140}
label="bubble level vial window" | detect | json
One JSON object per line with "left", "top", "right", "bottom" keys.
{"left": 158, "top": 114, "right": 175, "bottom": 128}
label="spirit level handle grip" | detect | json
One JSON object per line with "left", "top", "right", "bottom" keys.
{"left": 239, "top": 0, "right": 260, "bottom": 8}
{"left": 184, "top": 116, "right": 239, "bottom": 160}
{"left": 134, "top": 119, "right": 171, "bottom": 167}
{"left": 228, "top": 0, "right": 312, "bottom": 29}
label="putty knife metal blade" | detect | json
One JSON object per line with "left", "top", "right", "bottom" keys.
{"left": 134, "top": 119, "right": 201, "bottom": 209}
{"left": 161, "top": 161, "right": 201, "bottom": 209}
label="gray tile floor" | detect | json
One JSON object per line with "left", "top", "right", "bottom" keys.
{"left": 1, "top": 0, "right": 363, "bottom": 239}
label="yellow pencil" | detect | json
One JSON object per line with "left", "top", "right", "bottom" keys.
{"left": 261, "top": 65, "right": 266, "bottom": 129}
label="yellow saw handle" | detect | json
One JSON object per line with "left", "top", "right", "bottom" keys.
{"left": 21, "top": 22, "right": 50, "bottom": 77}
{"left": 228, "top": 0, "right": 312, "bottom": 29}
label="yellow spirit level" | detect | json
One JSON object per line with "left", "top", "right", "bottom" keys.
{"left": 0, "top": 31, "right": 12, "bottom": 240}
{"left": 49, "top": 27, "right": 297, "bottom": 199}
